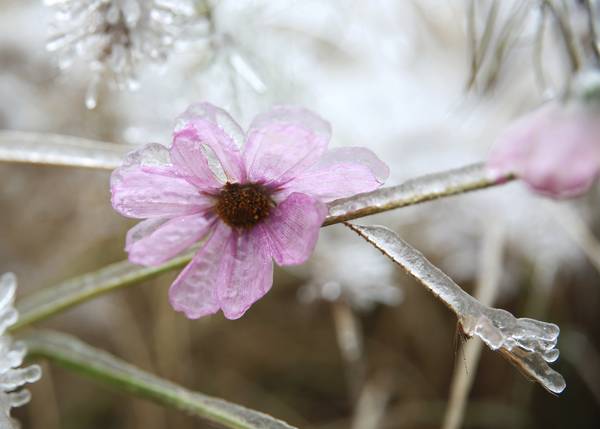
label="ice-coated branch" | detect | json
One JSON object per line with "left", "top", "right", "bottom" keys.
{"left": 11, "top": 252, "right": 192, "bottom": 331}
{"left": 0, "top": 131, "right": 132, "bottom": 170}
{"left": 324, "top": 163, "right": 511, "bottom": 225}
{"left": 23, "top": 330, "right": 296, "bottom": 429}
{"left": 345, "top": 223, "right": 566, "bottom": 394}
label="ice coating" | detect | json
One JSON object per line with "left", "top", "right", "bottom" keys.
{"left": 0, "top": 273, "right": 42, "bottom": 428}
{"left": 0, "top": 131, "right": 132, "bottom": 170}
{"left": 325, "top": 163, "right": 507, "bottom": 225}
{"left": 347, "top": 224, "right": 565, "bottom": 394}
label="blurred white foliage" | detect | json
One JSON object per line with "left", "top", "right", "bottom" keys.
{"left": 0, "top": 273, "right": 42, "bottom": 429}
{"left": 299, "top": 230, "right": 402, "bottom": 311}
{"left": 44, "top": 0, "right": 210, "bottom": 108}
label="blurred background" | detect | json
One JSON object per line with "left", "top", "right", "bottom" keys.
{"left": 1, "top": 0, "right": 600, "bottom": 427}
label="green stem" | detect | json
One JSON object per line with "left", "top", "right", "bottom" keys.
{"left": 12, "top": 254, "right": 191, "bottom": 330}
{"left": 23, "top": 330, "right": 297, "bottom": 429}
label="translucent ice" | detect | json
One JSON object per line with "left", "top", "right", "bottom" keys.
{"left": 347, "top": 224, "right": 565, "bottom": 394}
{"left": 0, "top": 273, "right": 42, "bottom": 428}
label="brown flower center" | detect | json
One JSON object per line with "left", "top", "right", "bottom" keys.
{"left": 215, "top": 183, "right": 273, "bottom": 228}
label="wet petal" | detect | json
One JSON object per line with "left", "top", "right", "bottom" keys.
{"left": 126, "top": 214, "right": 214, "bottom": 266}
{"left": 280, "top": 147, "right": 389, "bottom": 202}
{"left": 261, "top": 192, "right": 327, "bottom": 265}
{"left": 111, "top": 166, "right": 212, "bottom": 218}
{"left": 217, "top": 229, "right": 274, "bottom": 320}
{"left": 174, "top": 102, "right": 245, "bottom": 182}
{"left": 170, "top": 130, "right": 223, "bottom": 190}
{"left": 168, "top": 222, "right": 231, "bottom": 319}
{"left": 243, "top": 106, "right": 331, "bottom": 186}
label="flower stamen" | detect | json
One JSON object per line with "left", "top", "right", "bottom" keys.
{"left": 215, "top": 183, "right": 273, "bottom": 228}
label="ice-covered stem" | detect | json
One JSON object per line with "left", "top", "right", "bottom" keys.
{"left": 0, "top": 131, "right": 133, "bottom": 170}
{"left": 11, "top": 253, "right": 192, "bottom": 331}
{"left": 23, "top": 330, "right": 296, "bottom": 429}
{"left": 324, "top": 163, "right": 511, "bottom": 225}
{"left": 345, "top": 223, "right": 566, "bottom": 395}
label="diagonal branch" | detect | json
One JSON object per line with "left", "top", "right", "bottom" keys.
{"left": 23, "top": 330, "right": 297, "bottom": 429}
{"left": 345, "top": 223, "right": 565, "bottom": 395}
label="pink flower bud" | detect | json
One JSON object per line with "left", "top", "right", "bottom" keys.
{"left": 487, "top": 102, "right": 600, "bottom": 198}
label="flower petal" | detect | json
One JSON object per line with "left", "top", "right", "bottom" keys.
{"left": 174, "top": 102, "right": 245, "bottom": 182}
{"left": 217, "top": 229, "right": 274, "bottom": 320}
{"left": 126, "top": 214, "right": 214, "bottom": 266}
{"left": 170, "top": 130, "right": 223, "bottom": 190}
{"left": 279, "top": 147, "right": 389, "bottom": 202}
{"left": 111, "top": 166, "right": 212, "bottom": 218}
{"left": 260, "top": 192, "right": 327, "bottom": 265}
{"left": 524, "top": 116, "right": 600, "bottom": 198}
{"left": 488, "top": 102, "right": 600, "bottom": 198}
{"left": 243, "top": 106, "right": 331, "bottom": 186}
{"left": 168, "top": 222, "right": 231, "bottom": 319}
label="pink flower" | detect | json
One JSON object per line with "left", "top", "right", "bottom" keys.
{"left": 111, "top": 103, "right": 389, "bottom": 319}
{"left": 487, "top": 102, "right": 600, "bottom": 198}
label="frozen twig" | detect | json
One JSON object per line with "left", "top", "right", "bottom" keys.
{"left": 345, "top": 223, "right": 565, "bottom": 394}
{"left": 11, "top": 253, "right": 192, "bottom": 331}
{"left": 0, "top": 131, "right": 132, "bottom": 170}
{"left": 23, "top": 330, "right": 297, "bottom": 429}
{"left": 325, "top": 163, "right": 510, "bottom": 225}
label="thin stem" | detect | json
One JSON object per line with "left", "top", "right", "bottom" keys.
{"left": 324, "top": 163, "right": 511, "bottom": 226}
{"left": 583, "top": 0, "right": 600, "bottom": 65}
{"left": 543, "top": 0, "right": 581, "bottom": 74}
{"left": 23, "top": 330, "right": 297, "bottom": 429}
{"left": 534, "top": 5, "right": 550, "bottom": 94}
{"left": 11, "top": 253, "right": 192, "bottom": 331}
{"left": 0, "top": 130, "right": 132, "bottom": 169}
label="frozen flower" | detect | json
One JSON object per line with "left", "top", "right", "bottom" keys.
{"left": 45, "top": 0, "right": 210, "bottom": 108}
{"left": 487, "top": 101, "right": 600, "bottom": 198}
{"left": 111, "top": 103, "right": 389, "bottom": 319}
{"left": 0, "top": 273, "right": 42, "bottom": 428}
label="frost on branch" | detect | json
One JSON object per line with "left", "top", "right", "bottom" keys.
{"left": 0, "top": 273, "right": 42, "bottom": 428}
{"left": 346, "top": 224, "right": 565, "bottom": 394}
